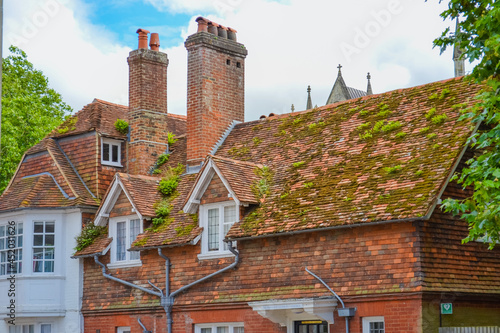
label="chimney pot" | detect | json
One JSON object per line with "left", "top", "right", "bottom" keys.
{"left": 208, "top": 22, "right": 219, "bottom": 35}
{"left": 136, "top": 28, "right": 150, "bottom": 49}
{"left": 218, "top": 25, "right": 228, "bottom": 38}
{"left": 196, "top": 16, "right": 210, "bottom": 33}
{"left": 150, "top": 33, "right": 160, "bottom": 51}
{"left": 227, "top": 27, "right": 237, "bottom": 41}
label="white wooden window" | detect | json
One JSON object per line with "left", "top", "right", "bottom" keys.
{"left": 9, "top": 324, "right": 51, "bottom": 333}
{"left": 32, "top": 221, "right": 55, "bottom": 273}
{"left": 117, "top": 327, "right": 131, "bottom": 333}
{"left": 109, "top": 216, "right": 142, "bottom": 268}
{"left": 195, "top": 323, "right": 244, "bottom": 333}
{"left": 362, "top": 317, "right": 385, "bottom": 333}
{"left": 101, "top": 138, "right": 122, "bottom": 167}
{"left": 199, "top": 202, "right": 238, "bottom": 259}
{"left": 0, "top": 222, "right": 23, "bottom": 275}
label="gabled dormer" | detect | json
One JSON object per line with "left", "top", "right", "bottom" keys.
{"left": 184, "top": 155, "right": 261, "bottom": 259}
{"left": 94, "top": 173, "right": 160, "bottom": 268}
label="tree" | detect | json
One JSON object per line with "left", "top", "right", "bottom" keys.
{"left": 434, "top": 1, "right": 500, "bottom": 248}
{"left": 1, "top": 46, "right": 71, "bottom": 194}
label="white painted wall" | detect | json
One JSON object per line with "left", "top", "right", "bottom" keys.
{"left": 0, "top": 208, "right": 85, "bottom": 333}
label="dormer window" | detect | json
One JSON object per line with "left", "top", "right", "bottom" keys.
{"left": 101, "top": 138, "right": 122, "bottom": 167}
{"left": 199, "top": 202, "right": 238, "bottom": 260}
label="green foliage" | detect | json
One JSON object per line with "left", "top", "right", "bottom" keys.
{"left": 372, "top": 120, "right": 385, "bottom": 133}
{"left": 415, "top": 170, "right": 424, "bottom": 177}
{"left": 425, "top": 108, "right": 437, "bottom": 120}
{"left": 434, "top": 1, "right": 500, "bottom": 247}
{"left": 428, "top": 93, "right": 438, "bottom": 100}
{"left": 57, "top": 116, "right": 77, "bottom": 134}
{"left": 292, "top": 161, "right": 305, "bottom": 168}
{"left": 252, "top": 166, "right": 273, "bottom": 199}
{"left": 252, "top": 137, "right": 262, "bottom": 145}
{"left": 357, "top": 122, "right": 371, "bottom": 131}
{"left": 156, "top": 153, "right": 170, "bottom": 167}
{"left": 431, "top": 114, "right": 448, "bottom": 125}
{"left": 74, "top": 223, "right": 106, "bottom": 252}
{"left": 167, "top": 132, "right": 178, "bottom": 145}
{"left": 1, "top": 46, "right": 71, "bottom": 193}
{"left": 303, "top": 182, "right": 313, "bottom": 188}
{"left": 427, "top": 133, "right": 437, "bottom": 139}
{"left": 158, "top": 164, "right": 184, "bottom": 197}
{"left": 419, "top": 127, "right": 430, "bottom": 133}
{"left": 376, "top": 103, "right": 392, "bottom": 118}
{"left": 384, "top": 165, "right": 403, "bottom": 174}
{"left": 359, "top": 131, "right": 373, "bottom": 140}
{"left": 381, "top": 121, "right": 402, "bottom": 133}
{"left": 114, "top": 119, "right": 129, "bottom": 135}
{"left": 395, "top": 131, "right": 407, "bottom": 139}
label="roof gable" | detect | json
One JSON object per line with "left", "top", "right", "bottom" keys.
{"left": 183, "top": 155, "right": 261, "bottom": 214}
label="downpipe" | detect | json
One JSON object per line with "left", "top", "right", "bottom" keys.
{"left": 305, "top": 267, "right": 350, "bottom": 333}
{"left": 94, "top": 242, "right": 239, "bottom": 333}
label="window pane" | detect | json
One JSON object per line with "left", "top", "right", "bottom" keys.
{"left": 44, "top": 260, "right": 54, "bottom": 272}
{"left": 208, "top": 209, "right": 219, "bottom": 251}
{"left": 103, "top": 143, "right": 110, "bottom": 161}
{"left": 33, "top": 248, "right": 44, "bottom": 259}
{"left": 129, "top": 220, "right": 140, "bottom": 260}
{"left": 34, "top": 222, "right": 44, "bottom": 233}
{"left": 33, "top": 235, "right": 44, "bottom": 246}
{"left": 216, "top": 327, "right": 228, "bottom": 333}
{"left": 0, "top": 238, "right": 4, "bottom": 250}
{"left": 45, "top": 248, "right": 55, "bottom": 259}
{"left": 201, "top": 329, "right": 212, "bottom": 333}
{"left": 234, "top": 328, "right": 244, "bottom": 333}
{"left": 0, "top": 226, "right": 4, "bottom": 236}
{"left": 116, "top": 222, "right": 126, "bottom": 261}
{"left": 112, "top": 144, "right": 119, "bottom": 163}
{"left": 45, "top": 222, "right": 55, "bottom": 233}
{"left": 369, "top": 321, "right": 384, "bottom": 333}
{"left": 224, "top": 206, "right": 236, "bottom": 223}
{"left": 41, "top": 324, "right": 51, "bottom": 333}
{"left": 18, "top": 223, "right": 23, "bottom": 234}
{"left": 34, "top": 260, "right": 43, "bottom": 272}
{"left": 45, "top": 235, "right": 55, "bottom": 246}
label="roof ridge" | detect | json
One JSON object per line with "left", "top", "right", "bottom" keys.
{"left": 92, "top": 98, "right": 128, "bottom": 109}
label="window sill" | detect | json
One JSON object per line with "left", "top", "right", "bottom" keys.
{"left": 107, "top": 260, "right": 142, "bottom": 269}
{"left": 197, "top": 251, "right": 235, "bottom": 261}
{"left": 102, "top": 161, "right": 123, "bottom": 167}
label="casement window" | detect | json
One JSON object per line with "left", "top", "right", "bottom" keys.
{"left": 32, "top": 221, "right": 55, "bottom": 273}
{"left": 195, "top": 323, "right": 244, "bottom": 333}
{"left": 101, "top": 138, "right": 122, "bottom": 167}
{"left": 362, "top": 317, "right": 385, "bottom": 333}
{"left": 9, "top": 323, "right": 51, "bottom": 333}
{"left": 0, "top": 222, "right": 23, "bottom": 276}
{"left": 199, "top": 202, "right": 238, "bottom": 259}
{"left": 108, "top": 216, "right": 141, "bottom": 268}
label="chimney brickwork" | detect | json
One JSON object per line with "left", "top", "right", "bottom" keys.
{"left": 185, "top": 18, "right": 248, "bottom": 167}
{"left": 127, "top": 30, "right": 169, "bottom": 175}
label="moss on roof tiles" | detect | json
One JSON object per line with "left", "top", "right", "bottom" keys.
{"left": 219, "top": 78, "right": 481, "bottom": 239}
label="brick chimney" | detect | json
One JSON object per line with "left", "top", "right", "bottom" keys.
{"left": 127, "top": 29, "right": 169, "bottom": 175}
{"left": 185, "top": 17, "right": 248, "bottom": 168}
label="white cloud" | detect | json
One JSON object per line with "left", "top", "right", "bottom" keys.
{"left": 3, "top": 0, "right": 464, "bottom": 121}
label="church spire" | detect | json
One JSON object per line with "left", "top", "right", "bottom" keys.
{"left": 306, "top": 85, "right": 313, "bottom": 110}
{"left": 366, "top": 72, "right": 373, "bottom": 95}
{"left": 453, "top": 18, "right": 465, "bottom": 77}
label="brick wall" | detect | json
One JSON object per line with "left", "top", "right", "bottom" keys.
{"left": 128, "top": 48, "right": 170, "bottom": 175}
{"left": 185, "top": 32, "right": 247, "bottom": 166}
{"left": 109, "top": 191, "right": 134, "bottom": 218}
{"left": 200, "top": 173, "right": 230, "bottom": 205}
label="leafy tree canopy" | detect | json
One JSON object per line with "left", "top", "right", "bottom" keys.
{"left": 1, "top": 46, "right": 71, "bottom": 194}
{"left": 435, "top": 1, "right": 500, "bottom": 248}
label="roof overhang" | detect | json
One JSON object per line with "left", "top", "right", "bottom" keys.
{"left": 183, "top": 157, "right": 240, "bottom": 214}
{"left": 94, "top": 174, "right": 143, "bottom": 226}
{"left": 248, "top": 297, "right": 337, "bottom": 327}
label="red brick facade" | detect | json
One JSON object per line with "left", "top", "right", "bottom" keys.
{"left": 185, "top": 31, "right": 247, "bottom": 166}
{"left": 128, "top": 46, "right": 170, "bottom": 175}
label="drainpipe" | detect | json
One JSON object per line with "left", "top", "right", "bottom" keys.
{"left": 94, "top": 242, "right": 239, "bottom": 333}
{"left": 137, "top": 318, "right": 152, "bottom": 333}
{"left": 305, "top": 267, "right": 350, "bottom": 333}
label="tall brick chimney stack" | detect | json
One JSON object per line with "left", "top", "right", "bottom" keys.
{"left": 127, "top": 29, "right": 169, "bottom": 175}
{"left": 185, "top": 17, "right": 248, "bottom": 168}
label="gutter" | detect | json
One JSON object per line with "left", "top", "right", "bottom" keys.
{"left": 93, "top": 242, "right": 239, "bottom": 333}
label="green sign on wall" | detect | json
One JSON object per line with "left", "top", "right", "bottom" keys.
{"left": 441, "top": 303, "right": 453, "bottom": 314}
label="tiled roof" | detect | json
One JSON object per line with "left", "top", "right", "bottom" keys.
{"left": 217, "top": 77, "right": 481, "bottom": 239}
{"left": 117, "top": 173, "right": 161, "bottom": 217}
{"left": 72, "top": 234, "right": 112, "bottom": 258}
{"left": 130, "top": 173, "right": 202, "bottom": 249}
{"left": 210, "top": 156, "right": 262, "bottom": 204}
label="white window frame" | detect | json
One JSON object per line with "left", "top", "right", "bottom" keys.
{"left": 198, "top": 202, "right": 238, "bottom": 260}
{"left": 32, "top": 220, "right": 55, "bottom": 273}
{"left": 0, "top": 221, "right": 23, "bottom": 276}
{"left": 9, "top": 323, "right": 52, "bottom": 333}
{"left": 194, "top": 322, "right": 244, "bottom": 333}
{"left": 101, "top": 138, "right": 123, "bottom": 167}
{"left": 117, "top": 327, "right": 131, "bottom": 333}
{"left": 108, "top": 215, "right": 142, "bottom": 269}
{"left": 362, "top": 316, "right": 385, "bottom": 333}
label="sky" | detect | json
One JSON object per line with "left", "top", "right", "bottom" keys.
{"left": 3, "top": 0, "right": 466, "bottom": 121}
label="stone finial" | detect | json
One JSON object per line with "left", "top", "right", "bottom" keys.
{"left": 291, "top": 104, "right": 295, "bottom": 112}
{"left": 453, "top": 18, "right": 465, "bottom": 77}
{"left": 306, "top": 85, "right": 313, "bottom": 110}
{"left": 367, "top": 72, "right": 373, "bottom": 95}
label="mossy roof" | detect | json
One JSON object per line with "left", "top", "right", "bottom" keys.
{"left": 216, "top": 77, "right": 481, "bottom": 239}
